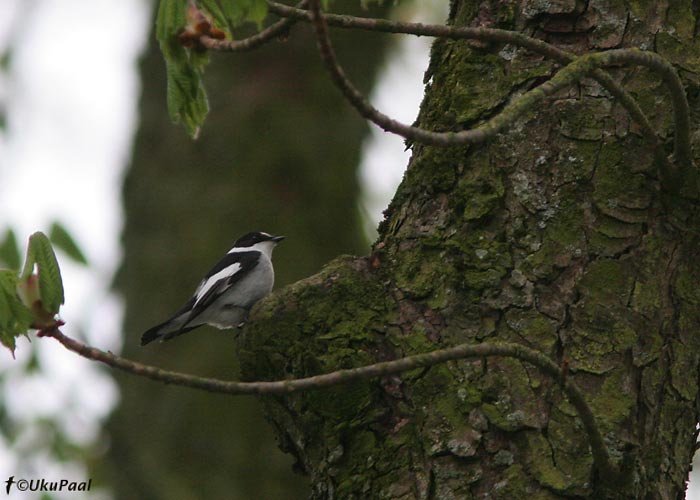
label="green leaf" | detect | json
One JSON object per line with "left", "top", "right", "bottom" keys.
{"left": 0, "top": 229, "right": 20, "bottom": 270}
{"left": 23, "top": 232, "right": 64, "bottom": 316}
{"left": 155, "top": 0, "right": 186, "bottom": 46}
{"left": 157, "top": 0, "right": 209, "bottom": 138}
{"left": 21, "top": 234, "right": 36, "bottom": 280}
{"left": 155, "top": 0, "right": 269, "bottom": 136}
{"left": 249, "top": 0, "right": 268, "bottom": 26}
{"left": 0, "top": 270, "right": 32, "bottom": 355}
{"left": 49, "top": 222, "right": 88, "bottom": 266}
{"left": 165, "top": 56, "right": 209, "bottom": 138}
{"left": 200, "top": 0, "right": 268, "bottom": 29}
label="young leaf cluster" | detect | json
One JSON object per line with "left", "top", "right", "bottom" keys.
{"left": 156, "top": 0, "right": 210, "bottom": 139}
{"left": 156, "top": 0, "right": 267, "bottom": 137}
{"left": 20, "top": 232, "right": 64, "bottom": 319}
{"left": 0, "top": 227, "right": 87, "bottom": 355}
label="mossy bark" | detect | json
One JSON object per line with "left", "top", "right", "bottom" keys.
{"left": 239, "top": 1, "right": 700, "bottom": 499}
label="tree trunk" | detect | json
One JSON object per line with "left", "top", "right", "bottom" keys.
{"left": 239, "top": 1, "right": 700, "bottom": 499}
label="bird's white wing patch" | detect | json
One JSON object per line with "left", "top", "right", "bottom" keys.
{"left": 194, "top": 262, "right": 242, "bottom": 304}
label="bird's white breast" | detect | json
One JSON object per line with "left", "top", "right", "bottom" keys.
{"left": 224, "top": 253, "right": 274, "bottom": 307}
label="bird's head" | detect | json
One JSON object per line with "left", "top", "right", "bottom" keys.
{"left": 231, "top": 231, "right": 285, "bottom": 256}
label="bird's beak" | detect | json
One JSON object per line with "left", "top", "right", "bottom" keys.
{"left": 271, "top": 235, "right": 286, "bottom": 243}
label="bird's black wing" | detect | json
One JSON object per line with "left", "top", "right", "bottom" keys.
{"left": 140, "top": 251, "right": 260, "bottom": 345}
{"left": 182, "top": 250, "right": 260, "bottom": 328}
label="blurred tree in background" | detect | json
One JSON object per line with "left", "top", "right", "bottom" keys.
{"left": 105, "top": 2, "right": 391, "bottom": 498}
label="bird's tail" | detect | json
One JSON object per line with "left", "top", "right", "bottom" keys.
{"left": 140, "top": 312, "right": 200, "bottom": 346}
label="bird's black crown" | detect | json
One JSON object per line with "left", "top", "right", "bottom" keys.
{"left": 234, "top": 231, "right": 284, "bottom": 248}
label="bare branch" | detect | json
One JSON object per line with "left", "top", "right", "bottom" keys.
{"left": 44, "top": 327, "right": 617, "bottom": 481}
{"left": 200, "top": 1, "right": 308, "bottom": 52}
{"left": 304, "top": 0, "right": 691, "bottom": 170}
{"left": 265, "top": 1, "right": 689, "bottom": 171}
{"left": 268, "top": 0, "right": 582, "bottom": 60}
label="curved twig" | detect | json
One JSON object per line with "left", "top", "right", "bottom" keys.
{"left": 44, "top": 328, "right": 616, "bottom": 481}
{"left": 572, "top": 50, "right": 690, "bottom": 165}
{"left": 200, "top": 0, "right": 308, "bottom": 52}
{"left": 268, "top": 2, "right": 664, "bottom": 140}
{"left": 305, "top": 0, "right": 691, "bottom": 168}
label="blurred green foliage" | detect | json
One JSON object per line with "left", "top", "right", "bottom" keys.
{"left": 49, "top": 222, "right": 88, "bottom": 266}
{"left": 0, "top": 229, "right": 20, "bottom": 270}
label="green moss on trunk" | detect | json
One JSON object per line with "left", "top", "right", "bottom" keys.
{"left": 240, "top": 1, "right": 700, "bottom": 499}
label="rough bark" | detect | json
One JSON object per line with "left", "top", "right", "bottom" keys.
{"left": 239, "top": 1, "right": 700, "bottom": 499}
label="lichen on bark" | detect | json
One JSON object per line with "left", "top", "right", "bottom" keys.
{"left": 238, "top": 1, "right": 700, "bottom": 498}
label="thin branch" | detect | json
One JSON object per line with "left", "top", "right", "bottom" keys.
{"left": 591, "top": 70, "right": 669, "bottom": 169}
{"left": 200, "top": 0, "right": 308, "bottom": 52}
{"left": 588, "top": 50, "right": 691, "bottom": 165}
{"left": 268, "top": 0, "right": 584, "bottom": 60}
{"left": 44, "top": 328, "right": 617, "bottom": 481}
{"left": 304, "top": 0, "right": 691, "bottom": 168}
{"left": 264, "top": 1, "right": 687, "bottom": 171}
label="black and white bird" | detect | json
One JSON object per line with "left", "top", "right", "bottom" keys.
{"left": 141, "top": 231, "right": 285, "bottom": 346}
